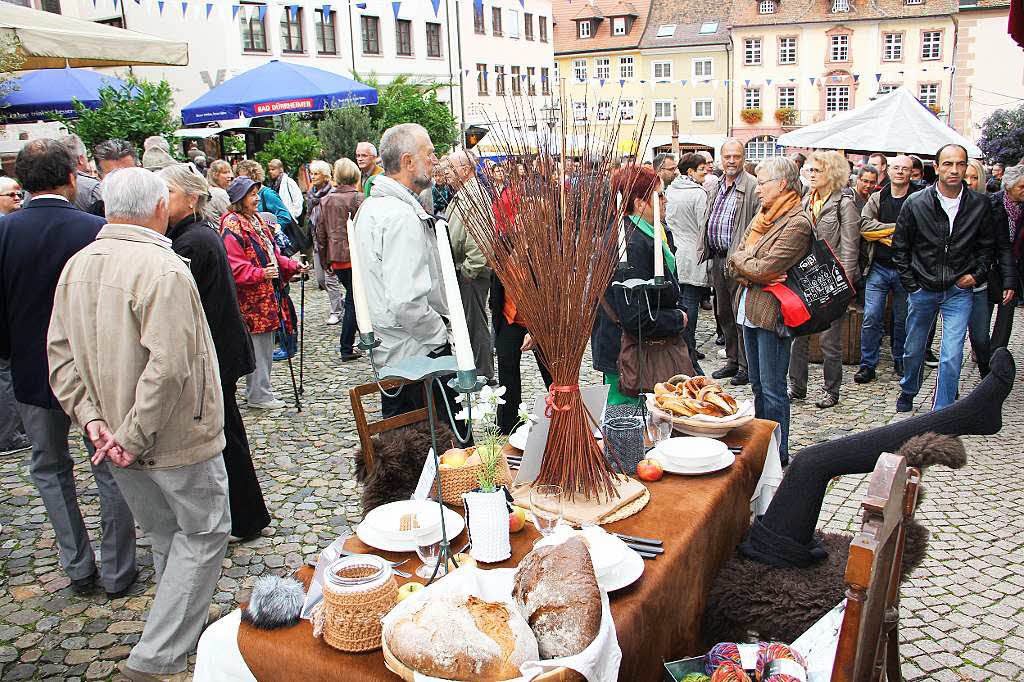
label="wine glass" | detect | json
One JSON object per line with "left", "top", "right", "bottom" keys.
{"left": 531, "top": 484, "right": 563, "bottom": 538}
{"left": 414, "top": 524, "right": 444, "bottom": 580}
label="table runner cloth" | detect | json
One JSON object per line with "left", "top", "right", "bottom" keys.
{"left": 194, "top": 419, "right": 775, "bottom": 682}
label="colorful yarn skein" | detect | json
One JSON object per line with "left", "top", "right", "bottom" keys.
{"left": 710, "top": 661, "right": 752, "bottom": 682}
{"left": 760, "top": 642, "right": 808, "bottom": 681}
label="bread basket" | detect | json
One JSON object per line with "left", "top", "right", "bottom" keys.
{"left": 648, "top": 374, "right": 754, "bottom": 438}
{"left": 439, "top": 446, "right": 514, "bottom": 506}
{"left": 382, "top": 637, "right": 584, "bottom": 682}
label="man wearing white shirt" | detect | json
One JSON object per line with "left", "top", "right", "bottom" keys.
{"left": 891, "top": 144, "right": 1006, "bottom": 412}
{"left": 267, "top": 159, "right": 304, "bottom": 221}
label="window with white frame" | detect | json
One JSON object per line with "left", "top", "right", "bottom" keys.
{"left": 595, "top": 58, "right": 610, "bottom": 80}
{"left": 921, "top": 31, "right": 942, "bottom": 59}
{"left": 832, "top": 0, "right": 849, "bottom": 11}
{"left": 882, "top": 32, "right": 902, "bottom": 61}
{"left": 613, "top": 17, "right": 626, "bottom": 35}
{"left": 905, "top": 0, "right": 923, "bottom": 4}
{"left": 573, "top": 59, "right": 587, "bottom": 81}
{"left": 744, "top": 87, "right": 761, "bottom": 109}
{"left": 778, "top": 36, "right": 796, "bottom": 64}
{"left": 759, "top": 0, "right": 775, "bottom": 13}
{"left": 830, "top": 34, "right": 849, "bottom": 61}
{"left": 573, "top": 101, "right": 587, "bottom": 121}
{"left": 578, "top": 20, "right": 590, "bottom": 38}
{"left": 597, "top": 100, "right": 612, "bottom": 120}
{"left": 619, "top": 56, "right": 634, "bottom": 79}
{"left": 619, "top": 98, "right": 635, "bottom": 121}
{"left": 777, "top": 86, "right": 796, "bottom": 109}
{"left": 918, "top": 83, "right": 939, "bottom": 107}
{"left": 657, "top": 24, "right": 676, "bottom": 37}
{"left": 693, "top": 99, "right": 713, "bottom": 120}
{"left": 692, "top": 58, "right": 712, "bottom": 78}
{"left": 652, "top": 61, "right": 672, "bottom": 80}
{"left": 744, "top": 38, "right": 762, "bottom": 65}
{"left": 653, "top": 100, "right": 674, "bottom": 121}
{"left": 699, "top": 21, "right": 718, "bottom": 34}
{"left": 877, "top": 82, "right": 899, "bottom": 95}
{"left": 507, "top": 9, "right": 520, "bottom": 38}
{"left": 825, "top": 85, "right": 850, "bottom": 113}
{"left": 745, "top": 135, "right": 782, "bottom": 161}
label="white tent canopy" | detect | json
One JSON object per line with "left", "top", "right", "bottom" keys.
{"left": 777, "top": 87, "right": 982, "bottom": 158}
{"left": 0, "top": 3, "right": 188, "bottom": 69}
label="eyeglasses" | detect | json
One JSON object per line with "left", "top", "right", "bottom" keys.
{"left": 0, "top": 193, "right": 21, "bottom": 199}
{"left": 756, "top": 177, "right": 782, "bottom": 186}
{"left": 806, "top": 168, "right": 823, "bottom": 174}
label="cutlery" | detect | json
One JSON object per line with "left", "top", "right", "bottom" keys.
{"left": 636, "top": 550, "right": 657, "bottom": 560}
{"left": 727, "top": 446, "right": 743, "bottom": 454}
{"left": 613, "top": 533, "right": 662, "bottom": 546}
{"left": 625, "top": 542, "right": 663, "bottom": 555}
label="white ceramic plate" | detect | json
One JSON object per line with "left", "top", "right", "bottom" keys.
{"left": 534, "top": 528, "right": 643, "bottom": 591}
{"left": 652, "top": 450, "right": 736, "bottom": 476}
{"left": 656, "top": 436, "right": 728, "bottom": 469}
{"left": 362, "top": 499, "right": 443, "bottom": 542}
{"left": 356, "top": 506, "right": 465, "bottom": 552}
{"left": 599, "top": 545, "right": 645, "bottom": 592}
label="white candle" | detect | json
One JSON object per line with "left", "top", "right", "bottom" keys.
{"left": 346, "top": 219, "right": 373, "bottom": 335}
{"left": 652, "top": 190, "right": 664, "bottom": 278}
{"left": 433, "top": 220, "right": 476, "bottom": 373}
{"left": 616, "top": 192, "right": 627, "bottom": 263}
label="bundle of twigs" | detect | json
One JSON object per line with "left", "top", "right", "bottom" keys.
{"left": 452, "top": 94, "right": 650, "bottom": 501}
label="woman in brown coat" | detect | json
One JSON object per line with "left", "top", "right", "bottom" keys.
{"left": 729, "top": 157, "right": 813, "bottom": 465}
{"left": 316, "top": 158, "right": 364, "bottom": 361}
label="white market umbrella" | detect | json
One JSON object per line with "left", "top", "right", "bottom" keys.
{"left": 777, "top": 87, "right": 981, "bottom": 158}
{"left": 0, "top": 3, "right": 188, "bottom": 69}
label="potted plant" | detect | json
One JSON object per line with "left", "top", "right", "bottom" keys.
{"left": 740, "top": 107, "right": 763, "bottom": 124}
{"left": 457, "top": 385, "right": 512, "bottom": 563}
{"left": 775, "top": 107, "right": 797, "bottom": 126}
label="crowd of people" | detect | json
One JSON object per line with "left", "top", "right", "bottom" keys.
{"left": 0, "top": 120, "right": 1022, "bottom": 680}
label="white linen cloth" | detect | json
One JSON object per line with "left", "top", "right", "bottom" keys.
{"left": 751, "top": 424, "right": 783, "bottom": 516}
{"left": 791, "top": 599, "right": 846, "bottom": 681}
{"left": 193, "top": 609, "right": 257, "bottom": 682}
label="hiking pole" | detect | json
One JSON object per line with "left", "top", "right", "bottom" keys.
{"left": 273, "top": 285, "right": 302, "bottom": 413}
{"left": 298, "top": 256, "right": 306, "bottom": 395}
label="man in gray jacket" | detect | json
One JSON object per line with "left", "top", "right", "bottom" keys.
{"left": 352, "top": 123, "right": 453, "bottom": 417}
{"left": 697, "top": 139, "right": 761, "bottom": 385}
{"left": 48, "top": 168, "right": 229, "bottom": 682}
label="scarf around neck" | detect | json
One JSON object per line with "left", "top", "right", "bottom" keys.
{"left": 629, "top": 215, "right": 676, "bottom": 275}
{"left": 746, "top": 190, "right": 801, "bottom": 248}
{"left": 1005, "top": 191, "right": 1022, "bottom": 242}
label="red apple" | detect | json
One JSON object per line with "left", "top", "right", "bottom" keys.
{"left": 509, "top": 506, "right": 527, "bottom": 533}
{"left": 635, "top": 458, "right": 664, "bottom": 482}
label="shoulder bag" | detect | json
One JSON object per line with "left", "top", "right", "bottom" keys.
{"left": 599, "top": 298, "right": 695, "bottom": 397}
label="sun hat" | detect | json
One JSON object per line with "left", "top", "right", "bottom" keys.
{"left": 227, "top": 176, "right": 258, "bottom": 204}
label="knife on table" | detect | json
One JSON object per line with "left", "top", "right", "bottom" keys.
{"left": 625, "top": 542, "right": 664, "bottom": 555}
{"left": 614, "top": 533, "right": 663, "bottom": 546}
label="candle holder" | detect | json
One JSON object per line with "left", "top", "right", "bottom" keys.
{"left": 612, "top": 277, "right": 671, "bottom": 423}
{"left": 373, "top": 352, "right": 484, "bottom": 585}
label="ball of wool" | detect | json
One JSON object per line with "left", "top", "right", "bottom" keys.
{"left": 759, "top": 642, "right": 807, "bottom": 682}
{"left": 710, "top": 661, "right": 752, "bottom": 682}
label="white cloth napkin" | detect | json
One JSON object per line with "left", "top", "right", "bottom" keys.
{"left": 382, "top": 565, "right": 622, "bottom": 682}
{"left": 751, "top": 425, "right": 783, "bottom": 516}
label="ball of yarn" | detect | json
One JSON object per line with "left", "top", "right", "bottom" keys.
{"left": 710, "top": 661, "right": 752, "bottom": 682}
{"left": 759, "top": 642, "right": 807, "bottom": 682}
{"left": 705, "top": 642, "right": 744, "bottom": 676}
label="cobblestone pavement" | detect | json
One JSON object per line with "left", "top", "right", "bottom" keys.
{"left": 0, "top": 289, "right": 1021, "bottom": 681}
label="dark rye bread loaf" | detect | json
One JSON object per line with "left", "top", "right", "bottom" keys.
{"left": 512, "top": 537, "right": 601, "bottom": 659}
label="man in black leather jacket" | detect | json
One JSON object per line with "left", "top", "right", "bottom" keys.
{"left": 892, "top": 144, "right": 1009, "bottom": 413}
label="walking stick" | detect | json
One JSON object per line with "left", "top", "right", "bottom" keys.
{"left": 299, "top": 264, "right": 305, "bottom": 395}
{"left": 273, "top": 285, "right": 302, "bottom": 413}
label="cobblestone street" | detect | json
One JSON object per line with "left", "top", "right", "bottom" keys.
{"left": 0, "top": 289, "right": 1021, "bottom": 681}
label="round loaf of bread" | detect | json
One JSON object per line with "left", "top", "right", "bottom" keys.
{"left": 384, "top": 593, "right": 539, "bottom": 681}
{"left": 512, "top": 536, "right": 601, "bottom": 659}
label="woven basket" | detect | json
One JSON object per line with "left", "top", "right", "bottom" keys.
{"left": 439, "top": 446, "right": 514, "bottom": 507}
{"left": 321, "top": 556, "right": 398, "bottom": 653}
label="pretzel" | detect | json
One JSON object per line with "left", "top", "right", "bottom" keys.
{"left": 654, "top": 382, "right": 681, "bottom": 397}
{"left": 704, "top": 391, "right": 737, "bottom": 416}
{"left": 656, "top": 395, "right": 696, "bottom": 417}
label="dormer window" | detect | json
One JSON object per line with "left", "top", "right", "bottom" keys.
{"left": 578, "top": 20, "right": 591, "bottom": 38}
{"left": 759, "top": 0, "right": 776, "bottom": 13}
{"left": 832, "top": 0, "right": 849, "bottom": 11}
{"left": 613, "top": 17, "right": 625, "bottom": 34}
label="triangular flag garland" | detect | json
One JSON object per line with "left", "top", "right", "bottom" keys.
{"left": 181, "top": 1, "right": 187, "bottom": 16}
{"left": 257, "top": 4, "right": 266, "bottom": 20}
{"left": 430, "top": 0, "right": 440, "bottom": 15}
{"left": 157, "top": 0, "right": 164, "bottom": 14}
{"left": 205, "top": 2, "right": 213, "bottom": 17}
{"left": 391, "top": 0, "right": 400, "bottom": 18}
{"left": 231, "top": 4, "right": 240, "bottom": 19}
{"left": 289, "top": 4, "right": 299, "bottom": 22}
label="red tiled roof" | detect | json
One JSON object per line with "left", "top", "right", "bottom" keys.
{"left": 554, "top": 0, "right": 650, "bottom": 54}
{"left": 729, "top": 0, "right": 957, "bottom": 27}
{"left": 640, "top": 0, "right": 730, "bottom": 47}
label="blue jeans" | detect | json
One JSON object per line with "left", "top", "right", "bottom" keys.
{"left": 680, "top": 284, "right": 705, "bottom": 376}
{"left": 860, "top": 264, "right": 907, "bottom": 370}
{"left": 335, "top": 269, "right": 358, "bottom": 354}
{"left": 968, "top": 288, "right": 993, "bottom": 372}
{"left": 743, "top": 325, "right": 794, "bottom": 465}
{"left": 900, "top": 284, "right": 973, "bottom": 409}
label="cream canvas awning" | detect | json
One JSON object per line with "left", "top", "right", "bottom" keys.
{"left": 0, "top": 3, "right": 188, "bottom": 69}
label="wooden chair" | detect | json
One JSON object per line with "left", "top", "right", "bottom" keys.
{"left": 349, "top": 379, "right": 431, "bottom": 474}
{"left": 831, "top": 452, "right": 921, "bottom": 681}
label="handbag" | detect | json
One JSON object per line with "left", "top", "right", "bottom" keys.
{"left": 765, "top": 237, "right": 854, "bottom": 336}
{"left": 600, "top": 298, "right": 695, "bottom": 398}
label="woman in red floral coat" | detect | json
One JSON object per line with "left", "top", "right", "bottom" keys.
{"left": 220, "top": 177, "right": 305, "bottom": 410}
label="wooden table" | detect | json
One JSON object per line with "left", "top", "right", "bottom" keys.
{"left": 232, "top": 419, "right": 775, "bottom": 682}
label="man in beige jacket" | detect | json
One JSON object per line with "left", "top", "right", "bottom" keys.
{"left": 48, "top": 168, "right": 230, "bottom": 682}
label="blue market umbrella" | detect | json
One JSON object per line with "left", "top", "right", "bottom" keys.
{"left": 180, "top": 60, "right": 378, "bottom": 125}
{"left": 0, "top": 67, "right": 132, "bottom": 123}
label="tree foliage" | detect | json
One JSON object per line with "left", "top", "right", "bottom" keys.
{"left": 317, "top": 103, "right": 380, "bottom": 164}
{"left": 357, "top": 74, "right": 459, "bottom": 154}
{"left": 0, "top": 35, "right": 25, "bottom": 98}
{"left": 978, "top": 104, "right": 1024, "bottom": 165}
{"left": 57, "top": 76, "right": 179, "bottom": 157}
{"left": 254, "top": 117, "right": 320, "bottom": 171}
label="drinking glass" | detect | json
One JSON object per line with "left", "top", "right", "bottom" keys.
{"left": 531, "top": 485, "right": 563, "bottom": 538}
{"left": 414, "top": 525, "right": 444, "bottom": 579}
{"left": 650, "top": 413, "right": 673, "bottom": 447}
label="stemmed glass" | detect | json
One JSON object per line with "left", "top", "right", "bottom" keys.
{"left": 531, "top": 484, "right": 564, "bottom": 539}
{"left": 414, "top": 524, "right": 444, "bottom": 580}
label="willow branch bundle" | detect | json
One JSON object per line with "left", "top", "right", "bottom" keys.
{"left": 454, "top": 95, "right": 651, "bottom": 501}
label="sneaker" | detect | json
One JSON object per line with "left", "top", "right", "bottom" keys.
{"left": 815, "top": 393, "right": 839, "bottom": 409}
{"left": 924, "top": 350, "right": 939, "bottom": 368}
{"left": 326, "top": 314, "right": 340, "bottom": 325}
{"left": 70, "top": 570, "right": 98, "bottom": 596}
{"left": 272, "top": 349, "right": 290, "bottom": 362}
{"left": 248, "top": 398, "right": 287, "bottom": 410}
{"left": 788, "top": 389, "right": 806, "bottom": 401}
{"left": 712, "top": 366, "right": 738, "bottom": 380}
{"left": 340, "top": 352, "right": 362, "bottom": 362}
{"left": 0, "top": 433, "right": 31, "bottom": 456}
{"left": 730, "top": 370, "right": 749, "bottom": 386}
{"left": 896, "top": 394, "right": 914, "bottom": 413}
{"left": 853, "top": 366, "right": 876, "bottom": 384}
